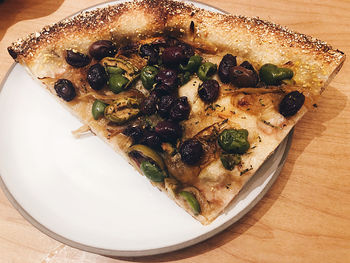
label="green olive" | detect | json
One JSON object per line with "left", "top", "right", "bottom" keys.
{"left": 178, "top": 71, "right": 191, "bottom": 86}
{"left": 128, "top": 144, "right": 166, "bottom": 171}
{"left": 92, "top": 99, "right": 107, "bottom": 120}
{"left": 104, "top": 97, "right": 140, "bottom": 124}
{"left": 140, "top": 161, "right": 166, "bottom": 182}
{"left": 140, "top": 66, "right": 158, "bottom": 90}
{"left": 197, "top": 62, "right": 217, "bottom": 81}
{"left": 101, "top": 57, "right": 139, "bottom": 76}
{"left": 108, "top": 74, "right": 130, "bottom": 94}
{"left": 220, "top": 153, "right": 241, "bottom": 171}
{"left": 179, "top": 191, "right": 201, "bottom": 215}
{"left": 218, "top": 129, "right": 250, "bottom": 154}
{"left": 107, "top": 66, "right": 125, "bottom": 75}
{"left": 259, "top": 63, "right": 294, "bottom": 86}
{"left": 128, "top": 144, "right": 167, "bottom": 182}
{"left": 180, "top": 55, "right": 202, "bottom": 72}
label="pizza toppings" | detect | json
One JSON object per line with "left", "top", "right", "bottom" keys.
{"left": 104, "top": 97, "right": 140, "bottom": 124}
{"left": 140, "top": 91, "right": 158, "bottom": 115}
{"left": 54, "top": 79, "right": 76, "bottom": 102}
{"left": 129, "top": 144, "right": 167, "bottom": 182}
{"left": 179, "top": 191, "right": 201, "bottom": 215}
{"left": 91, "top": 99, "right": 107, "bottom": 120}
{"left": 197, "top": 62, "right": 217, "bottom": 81}
{"left": 198, "top": 79, "right": 220, "bottom": 103}
{"left": 109, "top": 73, "right": 129, "bottom": 94}
{"left": 65, "top": 50, "right": 91, "bottom": 68}
{"left": 139, "top": 44, "right": 159, "bottom": 65}
{"left": 259, "top": 63, "right": 294, "bottom": 86}
{"left": 279, "top": 91, "right": 305, "bottom": 117}
{"left": 218, "top": 129, "right": 250, "bottom": 154}
{"left": 89, "top": 40, "right": 117, "bottom": 61}
{"left": 218, "top": 54, "right": 237, "bottom": 83}
{"left": 140, "top": 66, "right": 158, "bottom": 90}
{"left": 179, "top": 55, "right": 202, "bottom": 72}
{"left": 122, "top": 125, "right": 143, "bottom": 144}
{"left": 158, "top": 95, "right": 176, "bottom": 118}
{"left": 140, "top": 161, "right": 167, "bottom": 182}
{"left": 87, "top": 64, "right": 108, "bottom": 90}
{"left": 180, "top": 139, "right": 204, "bottom": 165}
{"left": 161, "top": 46, "right": 187, "bottom": 67}
{"left": 169, "top": 96, "right": 191, "bottom": 121}
{"left": 53, "top": 37, "right": 303, "bottom": 217}
{"left": 140, "top": 130, "right": 162, "bottom": 150}
{"left": 231, "top": 65, "right": 259, "bottom": 88}
{"left": 220, "top": 153, "right": 241, "bottom": 171}
{"left": 154, "top": 68, "right": 178, "bottom": 94}
{"left": 155, "top": 120, "right": 182, "bottom": 143}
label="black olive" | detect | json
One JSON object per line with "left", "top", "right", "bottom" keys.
{"left": 230, "top": 65, "right": 258, "bottom": 87}
{"left": 140, "top": 91, "right": 159, "bottom": 115}
{"left": 141, "top": 130, "right": 162, "bottom": 150}
{"left": 89, "top": 40, "right": 116, "bottom": 60}
{"left": 240, "top": 61, "right": 255, "bottom": 71}
{"left": 155, "top": 68, "right": 178, "bottom": 89}
{"left": 198, "top": 79, "right": 220, "bottom": 103}
{"left": 177, "top": 41, "right": 194, "bottom": 59}
{"left": 161, "top": 46, "right": 187, "bottom": 67}
{"left": 87, "top": 64, "right": 108, "bottom": 90}
{"left": 65, "top": 50, "right": 91, "bottom": 68}
{"left": 157, "top": 95, "right": 176, "bottom": 118}
{"left": 165, "top": 37, "right": 180, "bottom": 47}
{"left": 180, "top": 139, "right": 203, "bottom": 165}
{"left": 118, "top": 42, "right": 139, "bottom": 56}
{"left": 279, "top": 91, "right": 305, "bottom": 117}
{"left": 155, "top": 121, "right": 182, "bottom": 142}
{"left": 139, "top": 44, "right": 159, "bottom": 65}
{"left": 218, "top": 54, "right": 237, "bottom": 83}
{"left": 169, "top": 96, "right": 191, "bottom": 122}
{"left": 54, "top": 79, "right": 76, "bottom": 102}
{"left": 123, "top": 126, "right": 143, "bottom": 144}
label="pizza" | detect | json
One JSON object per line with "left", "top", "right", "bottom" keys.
{"left": 7, "top": 0, "right": 345, "bottom": 225}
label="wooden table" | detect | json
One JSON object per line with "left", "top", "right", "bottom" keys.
{"left": 0, "top": 0, "right": 349, "bottom": 262}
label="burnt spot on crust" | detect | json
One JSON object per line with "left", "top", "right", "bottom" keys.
{"left": 7, "top": 47, "right": 18, "bottom": 59}
{"left": 8, "top": 0, "right": 345, "bottom": 66}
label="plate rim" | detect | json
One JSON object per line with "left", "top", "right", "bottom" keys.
{"left": 0, "top": 0, "right": 293, "bottom": 257}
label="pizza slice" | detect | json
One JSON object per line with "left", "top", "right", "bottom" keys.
{"left": 7, "top": 0, "right": 345, "bottom": 224}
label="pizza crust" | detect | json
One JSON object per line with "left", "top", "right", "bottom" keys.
{"left": 7, "top": 0, "right": 345, "bottom": 224}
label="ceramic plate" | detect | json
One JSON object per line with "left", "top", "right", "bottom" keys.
{"left": 0, "top": 0, "right": 293, "bottom": 257}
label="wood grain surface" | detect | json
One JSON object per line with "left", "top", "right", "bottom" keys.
{"left": 0, "top": 0, "right": 349, "bottom": 262}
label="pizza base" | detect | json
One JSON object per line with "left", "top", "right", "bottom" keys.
{"left": 7, "top": 0, "right": 345, "bottom": 224}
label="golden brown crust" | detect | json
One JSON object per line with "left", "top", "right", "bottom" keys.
{"left": 8, "top": 0, "right": 344, "bottom": 65}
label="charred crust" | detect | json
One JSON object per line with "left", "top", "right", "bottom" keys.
{"left": 7, "top": 47, "right": 18, "bottom": 59}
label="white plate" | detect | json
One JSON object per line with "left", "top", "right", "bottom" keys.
{"left": 0, "top": 1, "right": 293, "bottom": 257}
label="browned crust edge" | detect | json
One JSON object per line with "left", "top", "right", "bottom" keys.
{"left": 7, "top": 0, "right": 345, "bottom": 65}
